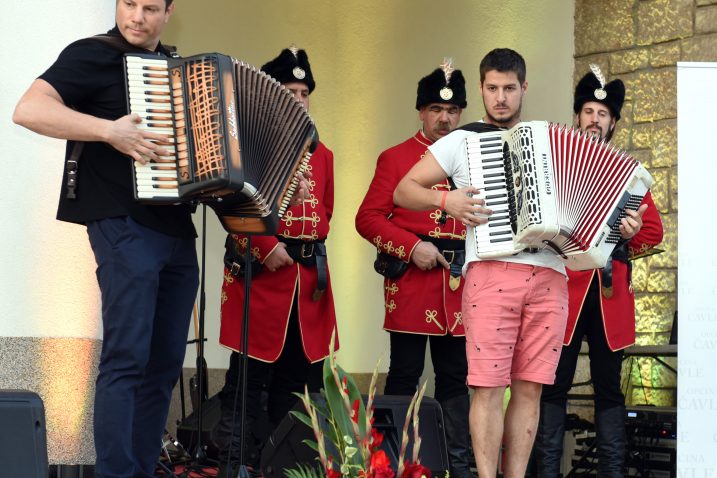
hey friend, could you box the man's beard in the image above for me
[584,125,611,141]
[486,104,521,126]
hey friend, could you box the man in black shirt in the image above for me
[13,1,198,477]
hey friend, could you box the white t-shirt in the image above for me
[428,129,566,275]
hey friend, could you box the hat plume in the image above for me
[589,63,606,89]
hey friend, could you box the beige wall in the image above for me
[163,0,575,373]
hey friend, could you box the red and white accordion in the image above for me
[124,52,315,234]
[465,121,652,270]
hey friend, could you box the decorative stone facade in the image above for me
[570,0,717,413]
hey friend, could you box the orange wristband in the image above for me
[440,190,448,210]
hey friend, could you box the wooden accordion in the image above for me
[124,52,316,234]
[465,121,653,270]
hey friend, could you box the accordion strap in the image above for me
[64,142,83,199]
[457,122,505,134]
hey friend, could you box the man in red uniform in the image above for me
[534,65,664,477]
[214,45,337,477]
[356,59,473,478]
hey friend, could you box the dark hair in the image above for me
[479,48,526,84]
[165,0,174,6]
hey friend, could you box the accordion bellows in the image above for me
[124,52,316,235]
[465,121,652,270]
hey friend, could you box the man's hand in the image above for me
[444,186,492,226]
[263,243,294,272]
[289,170,312,207]
[411,241,450,271]
[105,114,172,164]
[619,203,647,240]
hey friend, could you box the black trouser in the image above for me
[384,331,468,402]
[385,331,473,477]
[541,279,624,410]
[538,277,627,477]
[218,300,324,462]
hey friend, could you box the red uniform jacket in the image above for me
[219,142,337,362]
[564,191,663,351]
[356,131,466,336]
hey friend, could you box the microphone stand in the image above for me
[221,234,254,478]
[237,236,253,478]
[186,205,209,465]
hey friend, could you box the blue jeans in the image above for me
[87,216,198,478]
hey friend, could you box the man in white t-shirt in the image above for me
[394,48,568,478]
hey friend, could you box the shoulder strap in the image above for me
[73,34,147,54]
[78,33,177,56]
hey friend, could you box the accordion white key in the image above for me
[124,52,316,235]
[465,121,653,271]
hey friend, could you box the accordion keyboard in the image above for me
[125,55,181,200]
[465,132,518,257]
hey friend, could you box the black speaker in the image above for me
[176,392,223,456]
[260,394,449,476]
[0,390,48,478]
[176,391,273,461]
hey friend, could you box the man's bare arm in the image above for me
[394,150,490,226]
[393,150,448,210]
[13,79,169,163]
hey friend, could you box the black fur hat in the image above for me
[416,59,467,110]
[573,64,625,120]
[261,44,315,93]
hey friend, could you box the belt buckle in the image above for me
[301,243,314,258]
[229,261,242,276]
[442,250,455,264]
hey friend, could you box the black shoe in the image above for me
[440,395,475,478]
[535,401,567,477]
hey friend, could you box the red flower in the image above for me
[370,450,395,478]
[342,376,349,395]
[401,462,431,478]
[370,428,384,451]
[351,399,361,424]
[326,468,341,478]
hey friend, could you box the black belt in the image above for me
[223,235,261,278]
[417,235,465,279]
[224,236,328,301]
[279,238,328,300]
[600,240,630,298]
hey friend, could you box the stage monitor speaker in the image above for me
[260,394,449,476]
[0,390,48,478]
[176,391,273,461]
[176,392,223,456]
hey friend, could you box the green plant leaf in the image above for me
[283,462,323,478]
[322,333,368,467]
[301,438,320,452]
[289,410,315,429]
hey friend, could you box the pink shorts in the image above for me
[462,261,568,387]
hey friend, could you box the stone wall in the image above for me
[570,0,716,412]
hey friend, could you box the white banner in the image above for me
[677,61,717,476]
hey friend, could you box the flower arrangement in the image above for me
[285,333,433,478]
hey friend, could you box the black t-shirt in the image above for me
[39,31,196,239]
